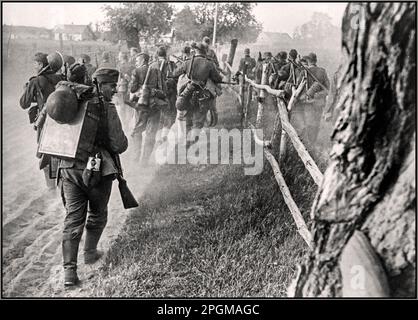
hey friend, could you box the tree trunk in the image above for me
[126,29,140,49]
[293,3,416,297]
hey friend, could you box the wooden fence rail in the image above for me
[224,72,324,248]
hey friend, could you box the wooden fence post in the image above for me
[243,86,252,127]
[270,109,282,158]
[239,71,246,128]
[256,63,268,128]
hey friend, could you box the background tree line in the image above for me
[102,2,340,48]
[103,2,262,47]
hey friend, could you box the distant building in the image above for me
[256,32,292,45]
[158,29,176,44]
[53,24,96,41]
[3,25,53,40]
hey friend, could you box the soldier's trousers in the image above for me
[176,100,209,130]
[60,168,113,242]
[132,107,161,163]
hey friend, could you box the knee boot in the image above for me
[62,239,80,286]
[84,228,104,264]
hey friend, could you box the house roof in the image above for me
[258,32,292,42]
[54,24,90,34]
[3,24,52,34]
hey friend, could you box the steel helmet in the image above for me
[45,84,79,124]
[47,51,64,73]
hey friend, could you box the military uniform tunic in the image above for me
[173,54,223,129]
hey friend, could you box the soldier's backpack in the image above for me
[38,81,103,163]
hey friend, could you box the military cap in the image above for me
[92,68,119,84]
[34,52,48,67]
[307,52,317,63]
[202,36,211,45]
[244,48,250,54]
[45,85,78,124]
[157,46,167,57]
[289,49,298,60]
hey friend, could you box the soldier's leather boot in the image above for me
[84,229,104,264]
[62,239,80,287]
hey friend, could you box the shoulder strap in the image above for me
[34,77,45,104]
[143,64,152,85]
[187,55,195,81]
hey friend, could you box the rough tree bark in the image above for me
[293,3,416,297]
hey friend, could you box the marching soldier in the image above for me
[130,52,167,165]
[68,59,87,84]
[129,47,140,65]
[202,36,219,67]
[116,51,135,127]
[173,43,223,145]
[283,49,303,99]
[180,46,192,64]
[254,52,273,85]
[99,51,115,69]
[292,52,330,145]
[237,48,256,80]
[269,51,289,89]
[176,46,194,133]
[62,55,75,80]
[155,46,178,144]
[49,68,128,287]
[19,52,64,188]
[79,54,96,85]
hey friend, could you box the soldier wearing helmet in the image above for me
[202,36,219,68]
[237,48,256,80]
[291,52,330,145]
[19,51,64,188]
[79,54,96,85]
[129,51,167,165]
[173,42,223,146]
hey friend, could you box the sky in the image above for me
[2,2,347,35]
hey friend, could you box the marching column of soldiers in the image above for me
[18,36,225,287]
[239,48,331,146]
[19,35,333,287]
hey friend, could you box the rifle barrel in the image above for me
[290,60,328,91]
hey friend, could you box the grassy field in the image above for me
[77,93,320,297]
